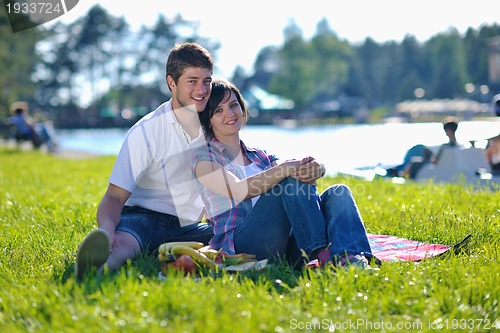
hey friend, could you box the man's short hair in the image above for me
[10,101,28,114]
[165,42,213,89]
[442,116,459,132]
[493,94,500,116]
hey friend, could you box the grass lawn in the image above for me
[0,149,499,332]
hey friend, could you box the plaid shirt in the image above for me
[193,137,278,254]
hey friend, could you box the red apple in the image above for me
[160,261,172,276]
[171,255,197,275]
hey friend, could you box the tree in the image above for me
[259,18,354,112]
[309,18,352,99]
[246,45,280,90]
[269,19,315,110]
[427,29,469,98]
[134,14,179,89]
[349,37,388,105]
[33,5,220,127]
[34,5,127,110]
[134,13,219,94]
[396,36,429,100]
[464,24,500,89]
[0,8,43,119]
[73,5,128,105]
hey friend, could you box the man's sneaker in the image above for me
[75,229,110,280]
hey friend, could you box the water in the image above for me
[56,120,500,175]
[57,128,127,156]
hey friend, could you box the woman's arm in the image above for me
[290,157,325,185]
[486,145,493,164]
[195,159,301,202]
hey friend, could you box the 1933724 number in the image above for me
[6,1,62,15]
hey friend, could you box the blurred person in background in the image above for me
[8,101,57,151]
[486,134,500,174]
[433,116,463,164]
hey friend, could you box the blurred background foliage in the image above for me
[1,4,499,127]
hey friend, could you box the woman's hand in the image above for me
[281,159,302,176]
[290,156,325,185]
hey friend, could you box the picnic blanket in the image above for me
[368,233,471,262]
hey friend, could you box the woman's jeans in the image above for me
[234,177,373,266]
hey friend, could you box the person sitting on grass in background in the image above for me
[401,146,434,179]
[192,79,379,269]
[485,134,500,174]
[75,42,215,280]
[384,144,429,178]
[8,101,42,149]
[433,116,463,164]
[8,101,58,152]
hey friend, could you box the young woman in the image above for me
[193,79,377,268]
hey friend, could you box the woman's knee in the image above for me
[322,184,353,202]
[269,177,315,198]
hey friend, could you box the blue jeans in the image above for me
[233,178,373,266]
[116,206,213,253]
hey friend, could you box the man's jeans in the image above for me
[234,178,373,266]
[116,206,213,253]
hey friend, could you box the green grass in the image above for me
[0,149,499,332]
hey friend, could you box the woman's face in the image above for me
[209,90,243,139]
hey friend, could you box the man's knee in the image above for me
[114,231,140,252]
[108,232,141,269]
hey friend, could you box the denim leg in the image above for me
[233,188,292,261]
[233,177,328,261]
[320,184,373,258]
[285,234,309,268]
[116,206,213,253]
[276,178,328,254]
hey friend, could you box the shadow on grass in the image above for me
[56,250,308,295]
[55,233,474,296]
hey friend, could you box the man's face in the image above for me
[169,67,213,113]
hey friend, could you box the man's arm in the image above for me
[96,183,131,247]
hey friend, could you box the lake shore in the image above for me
[0,138,100,159]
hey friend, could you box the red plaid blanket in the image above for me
[368,234,471,262]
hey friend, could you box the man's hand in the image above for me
[96,184,131,251]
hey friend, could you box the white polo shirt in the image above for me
[109,100,207,226]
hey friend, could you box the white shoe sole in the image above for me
[75,229,110,280]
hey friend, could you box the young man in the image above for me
[75,43,214,280]
[433,116,463,164]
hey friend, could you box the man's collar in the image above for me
[163,100,178,125]
[166,101,202,132]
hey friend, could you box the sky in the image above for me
[57,0,499,78]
